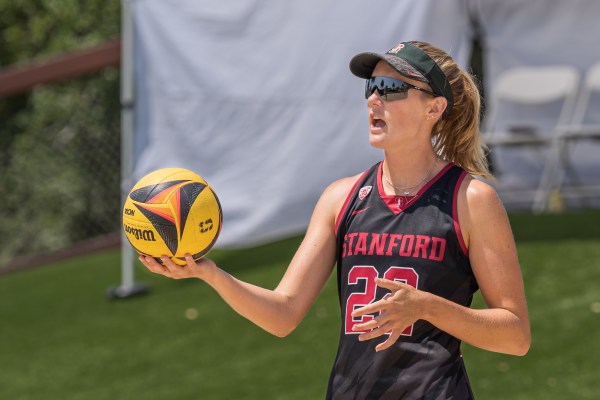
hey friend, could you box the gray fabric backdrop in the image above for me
[131,0,600,247]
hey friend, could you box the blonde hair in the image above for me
[411,41,493,180]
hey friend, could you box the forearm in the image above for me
[202,265,299,338]
[138,182,341,338]
[422,292,530,356]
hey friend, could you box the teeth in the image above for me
[373,119,386,128]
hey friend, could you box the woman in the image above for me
[140,41,530,399]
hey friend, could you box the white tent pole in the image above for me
[107,0,149,299]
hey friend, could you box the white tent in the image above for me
[127,0,473,249]
[114,1,600,295]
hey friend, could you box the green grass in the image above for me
[1,211,599,399]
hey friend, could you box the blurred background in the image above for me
[0,0,598,399]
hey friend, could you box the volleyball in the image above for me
[122,168,222,265]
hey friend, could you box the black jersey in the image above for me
[326,161,478,400]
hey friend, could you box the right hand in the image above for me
[138,253,216,281]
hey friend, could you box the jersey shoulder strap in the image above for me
[334,162,380,238]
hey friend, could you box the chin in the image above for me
[368,135,386,149]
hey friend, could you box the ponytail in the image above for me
[411,41,493,181]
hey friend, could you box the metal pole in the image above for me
[107,0,149,299]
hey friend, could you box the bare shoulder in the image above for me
[325,173,364,200]
[457,175,510,247]
[322,173,364,207]
[315,172,365,223]
[462,176,503,209]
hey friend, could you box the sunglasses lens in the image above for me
[383,91,409,101]
[365,77,410,100]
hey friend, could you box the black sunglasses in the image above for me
[365,76,436,101]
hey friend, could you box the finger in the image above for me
[357,322,392,342]
[375,277,408,291]
[375,330,402,352]
[160,256,180,272]
[139,255,163,272]
[184,253,196,267]
[140,256,175,278]
[185,253,208,270]
[138,254,156,266]
[351,299,389,318]
[352,319,379,332]
[352,314,389,332]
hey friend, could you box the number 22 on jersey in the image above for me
[345,266,419,336]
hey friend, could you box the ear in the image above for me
[426,97,447,120]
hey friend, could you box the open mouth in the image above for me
[371,117,387,130]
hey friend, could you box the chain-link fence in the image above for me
[0,67,121,272]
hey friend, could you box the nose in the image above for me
[365,84,380,98]
[367,89,383,106]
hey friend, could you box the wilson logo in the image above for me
[123,224,156,241]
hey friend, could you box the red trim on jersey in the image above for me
[334,170,370,237]
[453,171,469,257]
[377,162,454,215]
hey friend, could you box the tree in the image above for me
[0,0,121,266]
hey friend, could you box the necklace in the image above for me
[395,194,419,209]
[383,158,439,196]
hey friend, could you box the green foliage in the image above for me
[0,0,120,63]
[0,1,121,264]
[0,213,599,399]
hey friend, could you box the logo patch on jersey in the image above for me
[351,207,371,216]
[358,186,372,201]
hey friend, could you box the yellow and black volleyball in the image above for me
[123,168,222,265]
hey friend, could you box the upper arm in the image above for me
[458,177,528,319]
[274,175,361,320]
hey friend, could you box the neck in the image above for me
[382,148,441,195]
